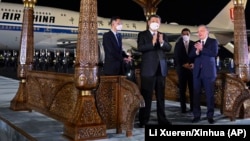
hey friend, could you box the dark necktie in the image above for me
[201,41,204,47]
[200,41,204,68]
[116,33,120,46]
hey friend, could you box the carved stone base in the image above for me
[63,123,106,141]
[95,76,143,137]
[63,95,107,141]
[10,81,30,111]
[242,99,250,118]
[223,73,250,121]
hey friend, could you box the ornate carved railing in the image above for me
[222,73,250,121]
[24,71,107,140]
[95,76,144,137]
[23,71,143,139]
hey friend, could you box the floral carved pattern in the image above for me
[95,76,143,137]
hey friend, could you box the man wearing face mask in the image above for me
[174,28,195,114]
[102,16,132,75]
[137,15,172,127]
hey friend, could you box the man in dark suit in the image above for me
[189,25,218,124]
[174,28,194,113]
[137,15,172,127]
[102,16,132,75]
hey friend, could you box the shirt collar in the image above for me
[201,37,208,43]
[149,30,157,35]
[111,30,118,35]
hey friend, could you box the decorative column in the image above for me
[10,0,36,111]
[233,0,250,82]
[133,0,162,20]
[63,0,107,140]
[74,1,99,91]
[133,0,162,29]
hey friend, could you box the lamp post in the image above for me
[232,0,249,82]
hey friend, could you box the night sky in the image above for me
[3,0,249,27]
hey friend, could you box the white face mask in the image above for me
[182,35,190,41]
[149,22,159,30]
[116,24,123,31]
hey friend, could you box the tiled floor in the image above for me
[0,76,250,141]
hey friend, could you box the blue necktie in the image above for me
[116,33,120,46]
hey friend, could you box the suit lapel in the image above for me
[109,31,120,48]
[147,30,153,38]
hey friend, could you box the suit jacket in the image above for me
[174,38,195,71]
[103,30,127,75]
[188,37,218,79]
[137,30,172,77]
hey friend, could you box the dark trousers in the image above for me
[193,71,215,118]
[139,75,168,125]
[177,68,193,112]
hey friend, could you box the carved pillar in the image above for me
[233,0,250,82]
[63,0,107,140]
[133,0,161,29]
[10,0,36,111]
[133,0,162,20]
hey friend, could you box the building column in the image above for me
[63,0,107,140]
[233,0,249,82]
[133,0,162,28]
[10,0,36,111]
